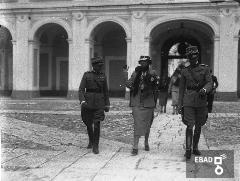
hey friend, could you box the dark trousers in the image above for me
[81,106,105,147]
[207,94,214,113]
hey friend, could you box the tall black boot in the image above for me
[193,126,201,155]
[93,122,100,154]
[185,128,193,160]
[86,125,94,149]
[144,132,150,151]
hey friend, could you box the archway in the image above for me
[0,25,13,97]
[90,21,127,97]
[34,23,69,97]
[150,20,214,78]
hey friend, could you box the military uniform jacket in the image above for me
[78,71,110,109]
[124,69,158,108]
[178,64,212,108]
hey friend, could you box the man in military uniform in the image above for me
[207,69,219,113]
[79,57,110,154]
[178,46,212,160]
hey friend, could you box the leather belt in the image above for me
[86,89,102,93]
[186,87,198,91]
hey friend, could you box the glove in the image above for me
[104,106,110,112]
[80,101,87,107]
[199,88,207,99]
[135,66,143,73]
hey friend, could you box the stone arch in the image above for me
[0,19,15,40]
[145,15,219,38]
[29,17,72,40]
[86,16,131,39]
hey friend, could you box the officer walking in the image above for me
[79,57,110,154]
[207,69,218,113]
[178,46,212,160]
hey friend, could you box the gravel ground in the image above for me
[211,101,240,113]
[3,113,134,145]
[1,99,240,149]
[203,116,240,147]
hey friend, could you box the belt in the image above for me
[86,89,102,93]
[186,87,198,91]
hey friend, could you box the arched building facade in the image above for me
[0,0,239,100]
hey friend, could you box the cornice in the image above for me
[0,1,238,12]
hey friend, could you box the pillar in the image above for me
[12,14,35,99]
[131,11,146,68]
[67,12,88,99]
[125,37,132,99]
[216,9,238,101]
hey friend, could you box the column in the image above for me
[144,36,151,56]
[217,9,238,100]
[67,12,88,99]
[28,40,40,97]
[11,40,17,92]
[67,38,75,99]
[125,37,132,99]
[213,36,220,82]
[125,37,132,76]
[12,14,33,99]
[131,11,146,67]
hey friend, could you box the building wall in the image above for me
[0,0,239,100]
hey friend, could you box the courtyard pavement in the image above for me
[0,99,239,181]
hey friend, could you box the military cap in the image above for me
[185,45,199,56]
[91,56,104,65]
[138,55,152,64]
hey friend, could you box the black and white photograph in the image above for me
[0,0,240,180]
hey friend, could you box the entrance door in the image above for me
[56,58,68,96]
[109,59,125,97]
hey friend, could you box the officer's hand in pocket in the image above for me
[104,106,110,112]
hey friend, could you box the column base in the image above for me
[215,92,239,101]
[67,90,79,100]
[11,90,40,99]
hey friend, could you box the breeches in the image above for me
[183,107,208,129]
[81,106,105,125]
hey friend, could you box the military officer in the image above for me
[207,69,219,113]
[178,46,212,160]
[79,57,110,154]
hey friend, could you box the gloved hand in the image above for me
[135,66,143,73]
[199,88,207,99]
[80,101,87,108]
[104,106,110,112]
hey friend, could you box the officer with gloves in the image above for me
[178,46,212,160]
